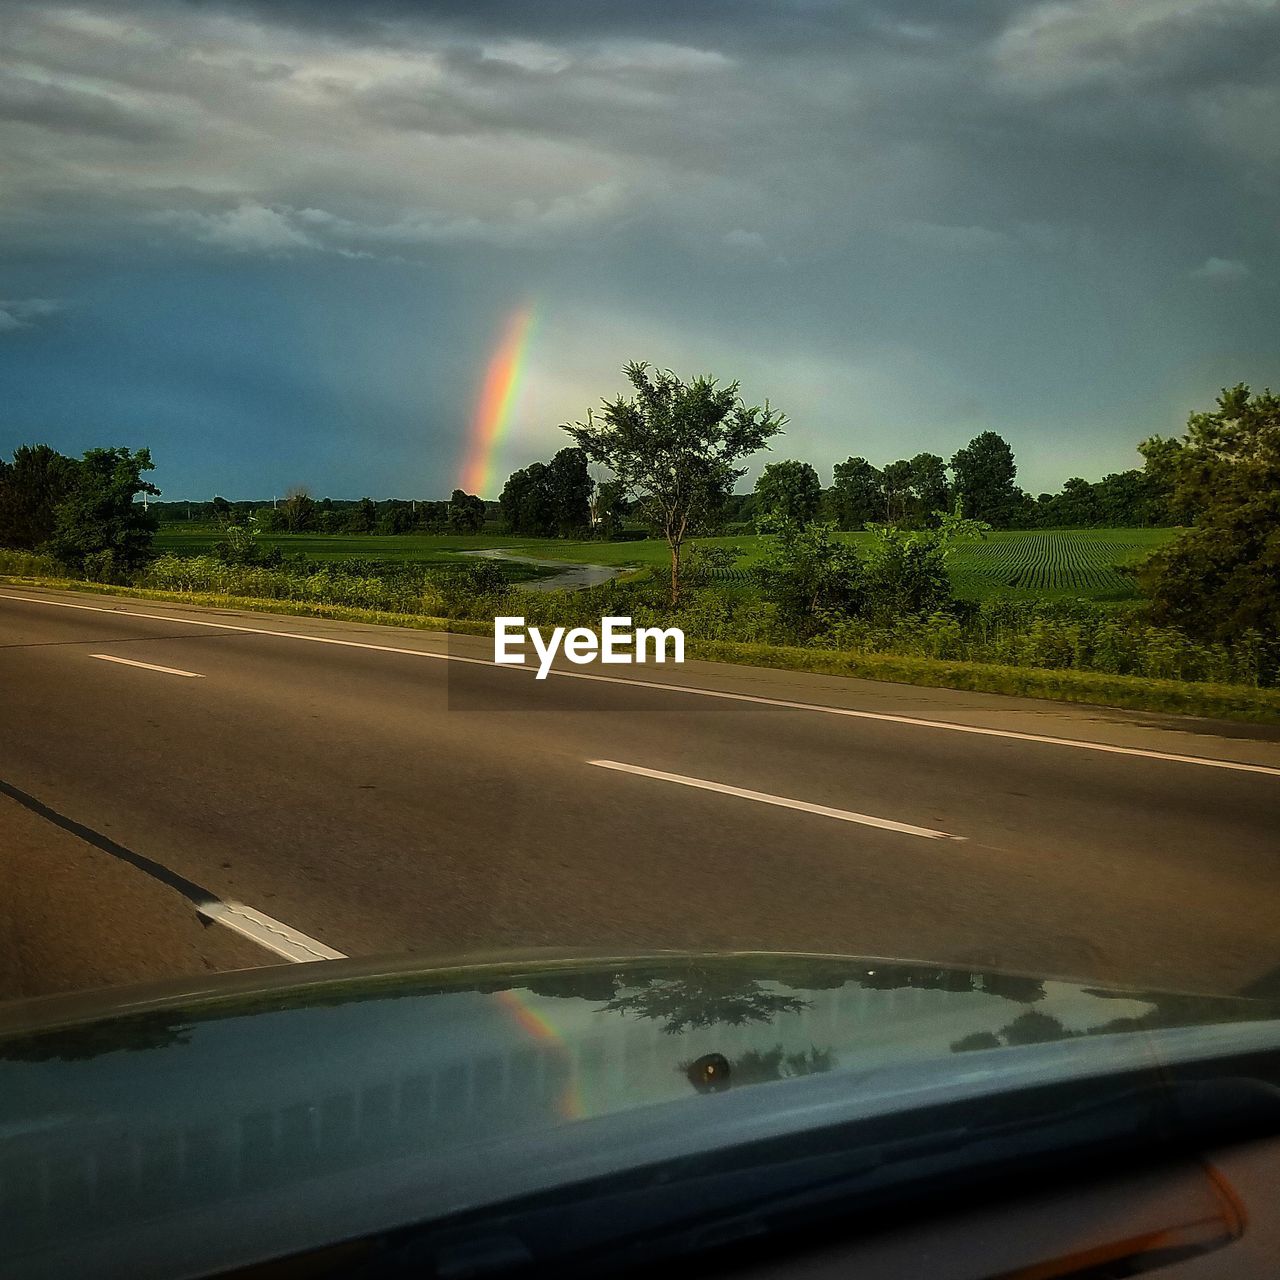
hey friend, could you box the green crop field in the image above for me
[154,526,500,564]
[941,528,1175,600]
[153,524,1180,602]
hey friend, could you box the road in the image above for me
[2,585,1279,1003]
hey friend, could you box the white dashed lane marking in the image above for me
[588,759,963,841]
[89,653,205,678]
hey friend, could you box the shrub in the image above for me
[0,547,64,578]
[754,521,867,636]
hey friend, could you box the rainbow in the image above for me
[494,987,587,1121]
[460,303,537,496]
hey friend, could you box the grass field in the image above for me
[154,524,1179,602]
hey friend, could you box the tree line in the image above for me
[159,489,491,536]
[141,426,1170,544]
[741,436,1170,532]
[499,431,1171,544]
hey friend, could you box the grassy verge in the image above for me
[689,639,1280,724]
[5,572,1278,725]
[0,574,493,638]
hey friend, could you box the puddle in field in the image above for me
[458,549,630,591]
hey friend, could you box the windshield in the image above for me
[1,2,1279,1277]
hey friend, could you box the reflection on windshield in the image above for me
[599,972,809,1035]
[3,954,1278,1270]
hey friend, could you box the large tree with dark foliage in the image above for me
[907,452,950,525]
[499,450,593,535]
[1137,384,1280,642]
[564,362,784,603]
[880,458,914,524]
[1037,476,1100,527]
[949,431,1020,526]
[499,461,554,534]
[829,456,883,531]
[0,444,80,549]
[45,446,159,577]
[544,446,593,535]
[754,459,822,525]
[448,488,486,534]
[501,449,592,536]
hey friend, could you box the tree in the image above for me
[907,452,949,526]
[1006,487,1038,529]
[880,459,914,525]
[345,497,377,534]
[1032,472,1160,528]
[210,495,232,526]
[861,524,955,622]
[416,500,451,533]
[378,500,415,534]
[1137,384,1280,643]
[1137,435,1184,516]
[280,486,317,533]
[564,362,785,603]
[829,456,883,531]
[0,444,79,549]
[1043,476,1100,527]
[1093,470,1168,526]
[722,491,758,526]
[950,431,1020,526]
[45,447,159,577]
[504,448,593,537]
[754,519,867,636]
[448,488,486,534]
[599,972,809,1035]
[499,462,554,535]
[861,508,989,624]
[754,459,822,525]
[545,446,593,535]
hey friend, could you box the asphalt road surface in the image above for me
[3,586,1279,1003]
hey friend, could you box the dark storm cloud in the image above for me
[6,0,1276,253]
[0,73,175,143]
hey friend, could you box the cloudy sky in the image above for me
[2,0,1277,499]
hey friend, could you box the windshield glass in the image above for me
[1,2,1278,1276]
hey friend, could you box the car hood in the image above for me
[3,950,1280,1278]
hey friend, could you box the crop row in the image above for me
[952,533,1148,593]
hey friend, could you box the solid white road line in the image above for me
[89,653,204,678]
[198,900,347,963]
[6,592,1280,778]
[589,759,962,840]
